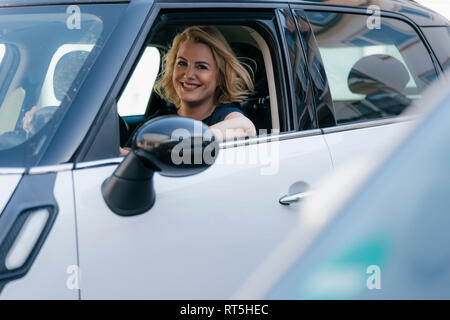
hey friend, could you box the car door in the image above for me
[292,6,442,168]
[71,3,334,299]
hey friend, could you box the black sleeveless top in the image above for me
[124,103,246,147]
[150,103,245,126]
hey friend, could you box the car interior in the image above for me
[0,12,101,151]
[307,10,441,126]
[119,24,280,147]
[335,54,412,124]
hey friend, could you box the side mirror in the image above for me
[101,116,219,216]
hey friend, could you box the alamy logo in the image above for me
[169,122,280,176]
[66,265,81,290]
[66,5,81,30]
[366,265,381,290]
[366,5,381,30]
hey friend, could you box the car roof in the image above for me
[0,0,447,26]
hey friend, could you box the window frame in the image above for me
[276,8,322,131]
[72,1,330,164]
[0,44,20,111]
[421,26,450,73]
[118,8,289,128]
[289,8,335,129]
[84,2,316,161]
[291,4,443,131]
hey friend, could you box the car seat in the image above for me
[230,42,272,131]
[347,54,411,120]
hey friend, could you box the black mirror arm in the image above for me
[101,151,156,217]
[102,116,219,217]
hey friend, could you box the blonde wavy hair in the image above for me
[154,26,254,108]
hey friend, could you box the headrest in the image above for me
[230,42,268,95]
[348,54,410,95]
[54,51,90,101]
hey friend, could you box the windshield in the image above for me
[0,4,125,167]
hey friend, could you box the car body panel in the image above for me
[0,170,78,299]
[0,0,446,27]
[421,26,450,72]
[322,120,417,168]
[73,136,333,298]
[296,0,449,27]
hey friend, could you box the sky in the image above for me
[414,0,450,19]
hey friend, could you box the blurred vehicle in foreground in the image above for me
[235,77,450,299]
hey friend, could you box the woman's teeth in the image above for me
[182,83,199,89]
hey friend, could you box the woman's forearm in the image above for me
[210,116,256,141]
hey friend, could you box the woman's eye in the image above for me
[197,65,208,70]
[177,61,187,67]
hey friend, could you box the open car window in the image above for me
[117,21,280,145]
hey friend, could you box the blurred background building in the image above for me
[414,0,450,19]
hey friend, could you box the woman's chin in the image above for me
[181,99,208,108]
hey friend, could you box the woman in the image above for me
[154,25,256,141]
[119,26,256,155]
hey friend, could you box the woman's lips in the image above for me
[181,82,200,89]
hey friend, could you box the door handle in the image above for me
[279,191,312,205]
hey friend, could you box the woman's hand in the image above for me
[120,147,131,155]
[209,112,257,141]
[22,106,39,134]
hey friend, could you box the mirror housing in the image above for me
[102,116,219,216]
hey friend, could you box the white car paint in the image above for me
[73,136,333,299]
[0,170,79,299]
[323,121,417,169]
[415,0,450,20]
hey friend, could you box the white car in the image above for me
[0,0,448,299]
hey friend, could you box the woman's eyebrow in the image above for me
[176,56,211,66]
[195,61,211,66]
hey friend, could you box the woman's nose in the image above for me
[184,65,195,79]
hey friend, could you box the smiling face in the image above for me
[172,40,219,109]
